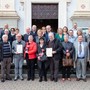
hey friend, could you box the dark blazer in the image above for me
[37,44,49,69]
[47,39,62,60]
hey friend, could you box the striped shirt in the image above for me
[2,42,11,58]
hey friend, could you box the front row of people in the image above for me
[0,32,88,82]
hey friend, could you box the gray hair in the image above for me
[2,34,8,39]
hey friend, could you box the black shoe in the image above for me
[6,77,12,80]
[39,77,42,82]
[54,78,58,82]
[44,77,47,82]
[1,78,5,82]
[27,78,31,81]
[20,76,24,81]
[50,77,54,81]
[31,78,34,81]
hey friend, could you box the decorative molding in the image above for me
[0,11,19,19]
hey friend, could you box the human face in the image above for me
[16,34,22,41]
[78,36,83,42]
[26,28,30,34]
[69,31,73,36]
[40,39,44,44]
[73,23,77,29]
[4,24,8,29]
[46,26,51,32]
[58,28,63,34]
[2,36,8,42]
[28,36,33,42]
[64,36,68,42]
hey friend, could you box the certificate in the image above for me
[16,45,23,53]
[46,48,52,57]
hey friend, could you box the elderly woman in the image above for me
[37,37,49,82]
[62,35,74,81]
[55,28,64,42]
[24,35,37,81]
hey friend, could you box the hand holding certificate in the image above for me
[16,45,23,54]
[46,48,52,57]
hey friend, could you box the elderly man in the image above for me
[47,32,62,82]
[12,33,25,81]
[23,27,32,42]
[74,35,88,82]
[0,35,12,82]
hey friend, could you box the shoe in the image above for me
[54,78,58,82]
[44,77,47,82]
[83,79,87,82]
[31,78,34,81]
[1,78,5,82]
[67,78,71,81]
[27,78,31,81]
[76,78,80,81]
[20,76,24,81]
[14,77,18,81]
[6,77,12,80]
[39,77,42,82]
[50,77,54,81]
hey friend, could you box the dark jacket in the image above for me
[62,41,74,59]
[0,42,3,61]
[37,44,49,69]
[47,38,62,60]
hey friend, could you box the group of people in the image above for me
[0,23,90,83]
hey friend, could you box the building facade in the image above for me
[0,0,90,34]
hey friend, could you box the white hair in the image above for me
[48,32,54,37]
[2,34,8,39]
[4,29,9,32]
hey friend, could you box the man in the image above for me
[47,32,62,82]
[68,30,76,43]
[12,33,25,81]
[72,23,78,38]
[31,25,37,41]
[86,27,90,61]
[0,35,12,82]
[74,35,88,82]
[23,27,32,42]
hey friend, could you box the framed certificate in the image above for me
[16,45,23,53]
[46,48,52,57]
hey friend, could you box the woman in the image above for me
[55,28,64,42]
[62,35,74,81]
[37,37,48,82]
[63,26,68,35]
[24,35,37,81]
[35,29,45,44]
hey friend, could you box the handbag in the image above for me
[62,56,73,66]
[40,54,48,61]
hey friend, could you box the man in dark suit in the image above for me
[47,32,62,82]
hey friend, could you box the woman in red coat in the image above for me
[24,35,37,81]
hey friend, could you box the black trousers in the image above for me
[26,59,35,79]
[62,66,71,78]
[49,58,59,79]
[39,62,47,78]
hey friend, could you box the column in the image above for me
[58,1,67,28]
[24,0,32,33]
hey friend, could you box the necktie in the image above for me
[79,42,82,54]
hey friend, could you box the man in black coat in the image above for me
[47,32,62,82]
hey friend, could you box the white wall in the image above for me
[67,0,77,29]
[15,0,24,34]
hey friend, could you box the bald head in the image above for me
[16,33,22,41]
